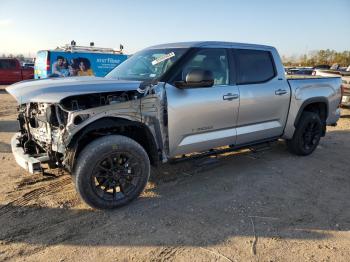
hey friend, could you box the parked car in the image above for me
[314,65,330,70]
[7,41,342,209]
[22,62,35,68]
[341,78,350,106]
[286,67,314,75]
[34,43,128,79]
[0,58,34,84]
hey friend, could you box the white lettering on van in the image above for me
[97,58,121,64]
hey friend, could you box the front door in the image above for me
[166,48,239,157]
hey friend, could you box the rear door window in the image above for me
[234,49,276,84]
[9,60,17,69]
[0,59,17,69]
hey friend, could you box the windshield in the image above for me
[105,48,188,81]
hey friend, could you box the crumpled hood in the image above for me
[6,76,142,104]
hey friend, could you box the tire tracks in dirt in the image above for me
[149,246,186,262]
[0,175,71,216]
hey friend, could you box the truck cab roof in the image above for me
[146,41,275,51]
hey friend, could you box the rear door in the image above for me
[166,48,239,157]
[233,48,290,144]
[35,51,49,79]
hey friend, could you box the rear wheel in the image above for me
[286,112,323,156]
[73,135,150,209]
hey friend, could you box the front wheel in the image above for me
[73,135,150,209]
[286,111,323,156]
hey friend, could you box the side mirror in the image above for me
[175,69,214,88]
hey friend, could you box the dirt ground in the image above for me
[0,85,349,262]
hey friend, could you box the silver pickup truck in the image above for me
[7,41,342,209]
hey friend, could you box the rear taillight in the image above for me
[46,56,50,70]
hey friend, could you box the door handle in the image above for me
[223,93,239,101]
[275,89,287,95]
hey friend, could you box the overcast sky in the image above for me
[0,0,349,57]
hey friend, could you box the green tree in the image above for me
[282,49,350,67]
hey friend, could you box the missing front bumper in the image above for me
[11,133,49,174]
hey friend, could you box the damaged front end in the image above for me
[13,102,65,172]
[8,78,168,174]
[13,88,144,172]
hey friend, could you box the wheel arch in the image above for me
[294,97,329,127]
[65,117,161,171]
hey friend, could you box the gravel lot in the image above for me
[0,85,349,261]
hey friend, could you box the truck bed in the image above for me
[282,75,342,138]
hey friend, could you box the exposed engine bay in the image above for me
[16,89,148,168]
[60,91,138,111]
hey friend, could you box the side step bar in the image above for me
[170,139,278,164]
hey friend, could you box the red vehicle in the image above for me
[0,58,34,84]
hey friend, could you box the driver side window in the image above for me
[181,49,229,85]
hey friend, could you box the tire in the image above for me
[73,135,150,209]
[286,111,323,156]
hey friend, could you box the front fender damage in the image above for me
[60,83,169,171]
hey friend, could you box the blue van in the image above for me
[34,44,128,79]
